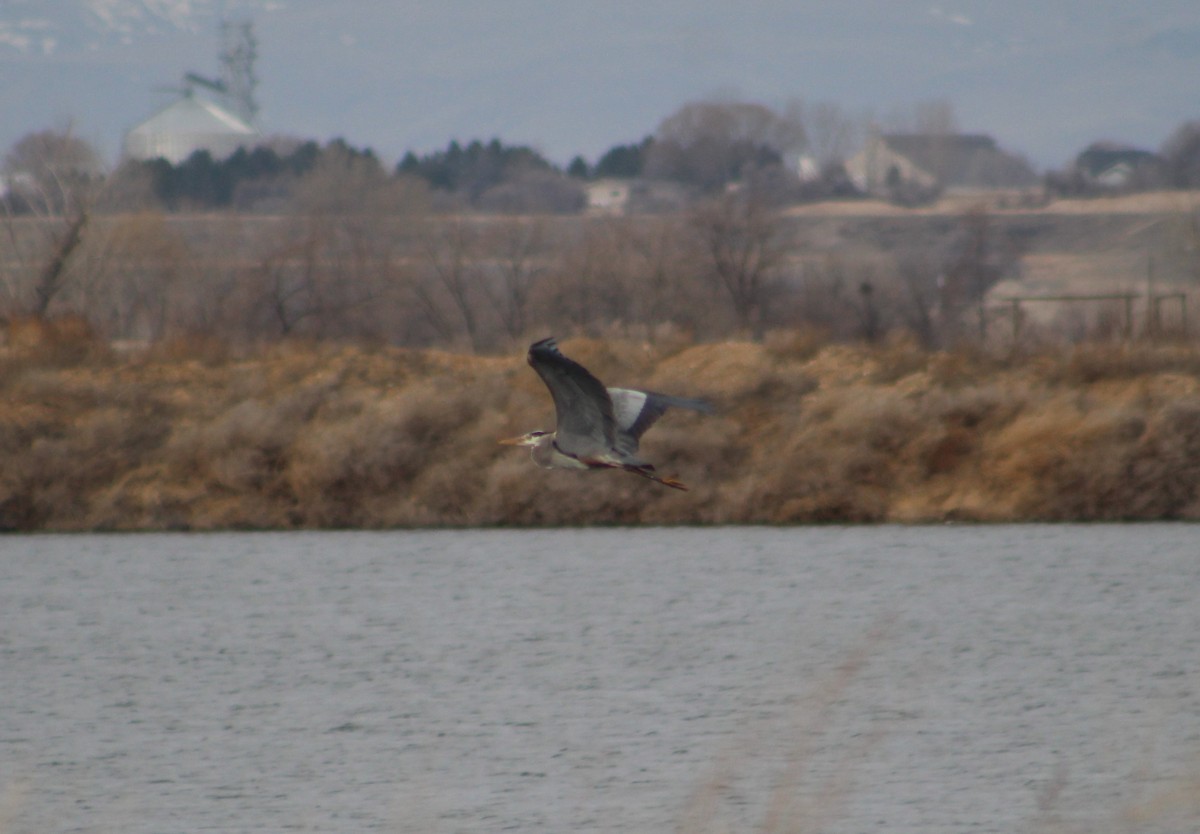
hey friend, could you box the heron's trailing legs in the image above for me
[623,463,689,491]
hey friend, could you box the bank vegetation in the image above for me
[3,322,1199,531]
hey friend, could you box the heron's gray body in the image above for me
[506,337,711,489]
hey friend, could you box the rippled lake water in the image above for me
[2,526,1199,833]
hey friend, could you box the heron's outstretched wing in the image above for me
[527,337,616,457]
[609,388,713,455]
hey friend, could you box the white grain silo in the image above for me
[123,94,259,164]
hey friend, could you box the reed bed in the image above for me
[3,324,1199,531]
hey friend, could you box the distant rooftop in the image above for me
[846,131,1038,193]
[124,94,259,164]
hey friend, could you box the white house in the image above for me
[844,134,940,194]
[585,179,633,215]
[845,133,1037,195]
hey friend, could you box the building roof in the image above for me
[1075,144,1159,178]
[846,132,1038,193]
[124,95,259,164]
[880,133,1000,185]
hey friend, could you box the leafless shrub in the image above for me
[0,314,107,367]
[0,377,167,530]
[286,379,483,525]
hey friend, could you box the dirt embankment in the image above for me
[4,326,1200,531]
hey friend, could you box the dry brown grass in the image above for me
[3,332,1200,530]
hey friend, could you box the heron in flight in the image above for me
[500,337,712,490]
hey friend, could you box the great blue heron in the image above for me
[500,337,712,490]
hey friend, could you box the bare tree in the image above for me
[855,280,883,342]
[536,221,631,337]
[912,99,959,135]
[689,189,790,340]
[897,252,942,348]
[1161,121,1200,188]
[940,206,1023,343]
[2,128,102,214]
[70,211,189,340]
[242,146,427,341]
[882,98,960,135]
[480,217,551,341]
[619,215,697,335]
[1,128,105,316]
[249,230,325,336]
[415,218,488,352]
[646,99,807,191]
[806,100,859,167]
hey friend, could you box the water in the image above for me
[1,526,1198,833]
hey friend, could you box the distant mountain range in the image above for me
[3,1,1199,170]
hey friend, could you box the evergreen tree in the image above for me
[393,138,560,201]
[567,156,590,178]
[593,136,653,179]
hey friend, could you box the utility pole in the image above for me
[219,20,259,127]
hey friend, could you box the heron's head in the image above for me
[499,430,549,448]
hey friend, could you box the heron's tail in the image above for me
[648,393,714,414]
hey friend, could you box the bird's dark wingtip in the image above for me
[527,336,560,363]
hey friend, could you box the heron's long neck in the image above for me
[530,434,558,469]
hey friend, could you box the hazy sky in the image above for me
[3,0,1199,169]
